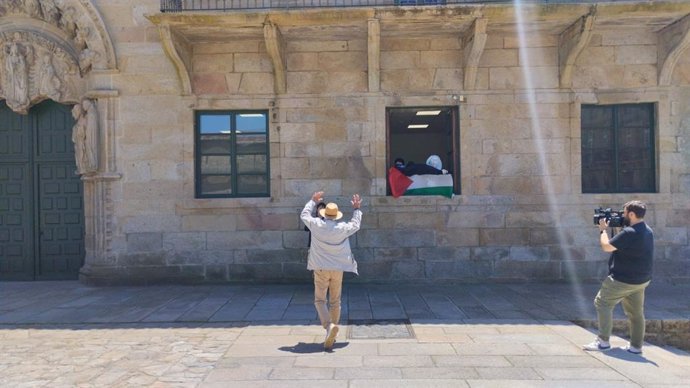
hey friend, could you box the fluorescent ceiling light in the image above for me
[239,114,264,117]
[416,110,441,116]
[407,124,429,129]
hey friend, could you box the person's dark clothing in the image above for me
[608,221,654,284]
[402,163,443,176]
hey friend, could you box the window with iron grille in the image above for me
[581,103,656,193]
[195,111,270,198]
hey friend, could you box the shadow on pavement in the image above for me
[278,341,349,354]
[603,348,659,366]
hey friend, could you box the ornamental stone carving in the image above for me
[0,0,117,114]
[71,98,99,175]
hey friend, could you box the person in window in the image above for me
[425,154,448,174]
[394,158,406,172]
[301,191,362,350]
[583,200,654,355]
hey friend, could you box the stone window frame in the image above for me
[194,110,270,198]
[580,102,657,194]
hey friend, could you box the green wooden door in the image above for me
[0,100,84,280]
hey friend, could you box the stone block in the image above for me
[656,227,688,245]
[471,247,510,261]
[432,68,464,90]
[378,212,443,229]
[127,232,162,252]
[287,71,327,94]
[236,212,299,231]
[243,249,307,264]
[420,50,461,68]
[198,250,234,265]
[509,246,550,261]
[228,263,284,281]
[194,41,260,54]
[623,64,657,87]
[572,65,624,89]
[347,39,367,51]
[381,69,435,90]
[504,34,557,48]
[162,232,206,251]
[192,73,229,95]
[122,214,182,233]
[282,263,312,280]
[418,247,471,261]
[391,261,425,280]
[238,72,274,94]
[357,229,435,248]
[284,179,342,197]
[182,215,237,232]
[579,46,615,65]
[489,67,559,89]
[166,250,201,265]
[435,228,480,247]
[425,260,493,279]
[505,211,555,227]
[518,47,558,66]
[287,52,319,71]
[381,51,419,69]
[288,40,347,52]
[381,38,430,51]
[601,30,657,46]
[562,261,607,282]
[192,54,234,72]
[548,246,586,262]
[207,231,284,250]
[318,51,367,71]
[324,71,368,93]
[233,53,274,72]
[479,49,518,67]
[284,230,310,249]
[479,229,529,246]
[205,265,228,282]
[117,251,165,266]
[447,211,505,228]
[373,247,419,261]
[431,38,462,50]
[493,260,561,280]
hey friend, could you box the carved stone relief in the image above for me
[71,98,99,176]
[0,0,116,114]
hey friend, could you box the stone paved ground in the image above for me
[1,281,689,387]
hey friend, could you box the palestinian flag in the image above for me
[388,167,412,198]
[404,174,454,198]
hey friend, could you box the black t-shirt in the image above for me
[608,221,654,284]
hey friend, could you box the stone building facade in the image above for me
[1,0,689,284]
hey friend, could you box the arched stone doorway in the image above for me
[0,100,84,280]
[0,0,119,281]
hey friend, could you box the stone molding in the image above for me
[157,24,192,95]
[367,18,380,92]
[263,21,286,94]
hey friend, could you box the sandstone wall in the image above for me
[80,1,690,284]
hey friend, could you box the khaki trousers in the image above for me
[313,269,343,329]
[594,276,650,348]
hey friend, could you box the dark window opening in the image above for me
[195,111,269,198]
[386,106,460,196]
[581,103,656,193]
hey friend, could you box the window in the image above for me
[195,111,269,198]
[581,103,655,193]
[386,106,460,196]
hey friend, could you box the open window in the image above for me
[386,106,460,197]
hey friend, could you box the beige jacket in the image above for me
[301,199,361,274]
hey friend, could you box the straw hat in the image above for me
[319,202,343,220]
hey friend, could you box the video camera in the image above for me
[593,207,626,228]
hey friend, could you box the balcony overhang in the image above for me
[147,1,690,95]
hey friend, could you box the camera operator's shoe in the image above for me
[623,344,642,354]
[583,337,611,351]
[324,323,339,350]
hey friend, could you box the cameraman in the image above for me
[584,200,654,354]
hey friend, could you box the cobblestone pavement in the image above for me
[1,281,689,387]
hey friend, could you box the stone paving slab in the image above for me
[0,281,689,387]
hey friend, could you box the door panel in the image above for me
[0,164,33,280]
[0,100,83,280]
[37,162,84,279]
